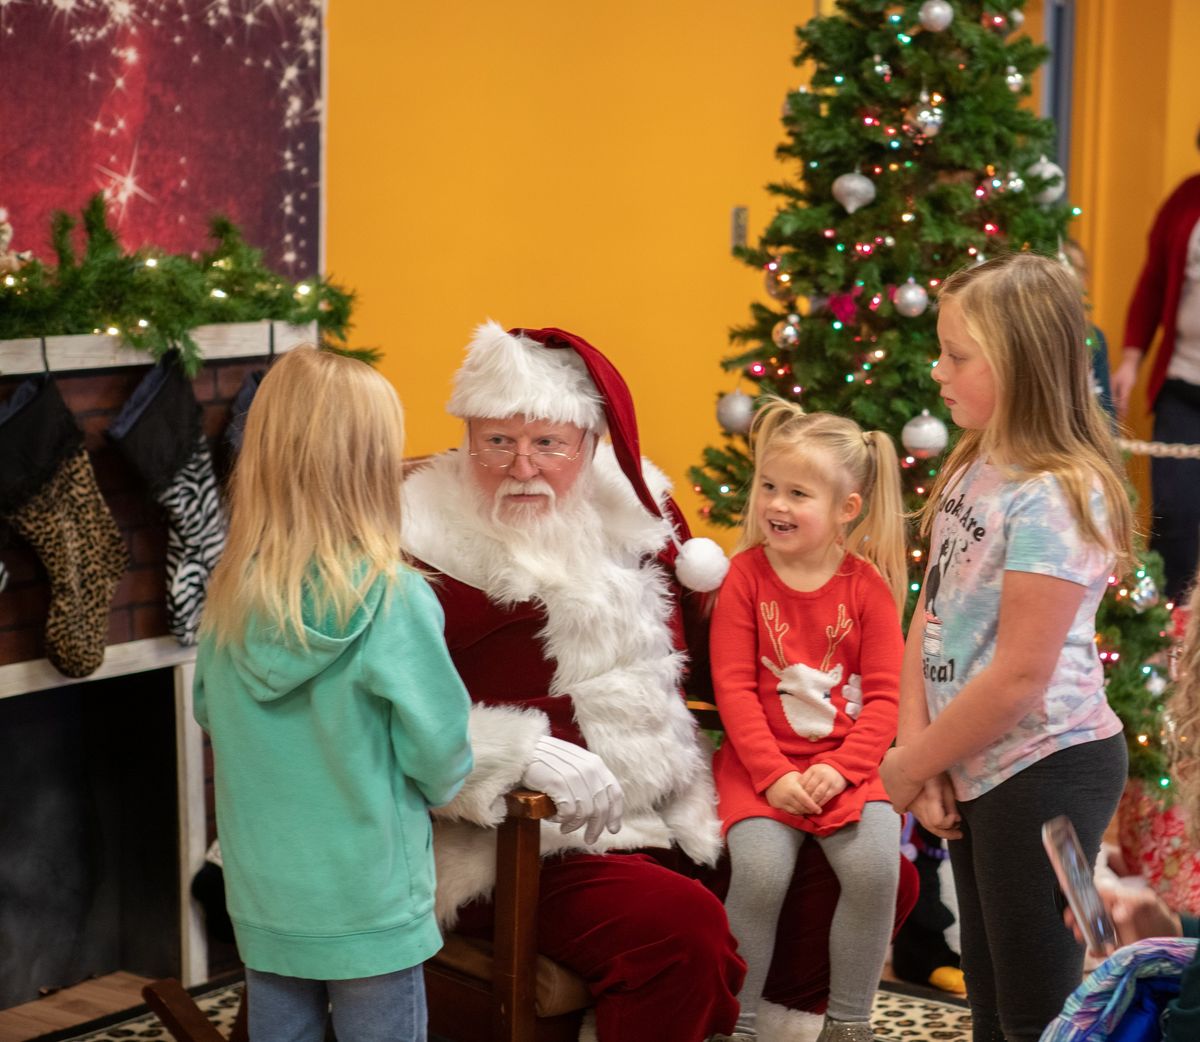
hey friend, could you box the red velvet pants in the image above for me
[455,842,918,1042]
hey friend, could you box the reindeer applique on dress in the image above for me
[760,600,864,740]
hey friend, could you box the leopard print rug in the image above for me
[38,981,972,1042]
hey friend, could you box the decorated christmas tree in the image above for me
[690,0,1175,794]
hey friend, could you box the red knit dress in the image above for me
[710,548,903,837]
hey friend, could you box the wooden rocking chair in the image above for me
[141,977,247,1042]
[141,787,592,1042]
[424,789,592,1042]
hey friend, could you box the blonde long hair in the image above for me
[919,253,1135,571]
[203,346,409,646]
[1170,579,1200,840]
[738,396,908,611]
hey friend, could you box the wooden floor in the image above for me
[0,972,150,1042]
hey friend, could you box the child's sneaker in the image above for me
[815,1018,876,1042]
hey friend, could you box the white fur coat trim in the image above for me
[406,447,722,923]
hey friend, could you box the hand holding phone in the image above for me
[1042,815,1118,957]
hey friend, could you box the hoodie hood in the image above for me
[227,577,385,703]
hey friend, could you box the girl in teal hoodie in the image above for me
[194,347,473,1042]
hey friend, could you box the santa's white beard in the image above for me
[468,468,608,592]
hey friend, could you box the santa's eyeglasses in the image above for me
[467,427,588,473]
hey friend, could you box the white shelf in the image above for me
[0,635,196,701]
[0,320,315,376]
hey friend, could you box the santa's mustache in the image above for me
[496,478,556,499]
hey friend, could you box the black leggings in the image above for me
[948,733,1127,1042]
[1151,380,1200,602]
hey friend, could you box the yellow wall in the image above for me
[326,1,814,548]
[327,3,1200,545]
[1071,0,1200,505]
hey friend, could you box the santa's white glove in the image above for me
[521,735,624,845]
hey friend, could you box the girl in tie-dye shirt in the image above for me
[879,254,1136,1042]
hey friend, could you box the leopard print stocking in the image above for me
[3,448,128,677]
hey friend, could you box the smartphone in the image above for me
[1042,815,1118,957]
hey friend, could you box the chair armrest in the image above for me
[504,788,556,821]
[492,788,556,1038]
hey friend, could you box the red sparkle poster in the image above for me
[0,0,322,276]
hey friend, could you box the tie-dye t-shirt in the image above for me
[921,459,1122,801]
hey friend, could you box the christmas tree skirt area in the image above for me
[28,977,970,1042]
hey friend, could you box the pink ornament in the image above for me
[827,286,862,323]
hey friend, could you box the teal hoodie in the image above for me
[194,567,473,980]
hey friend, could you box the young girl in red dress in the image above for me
[710,398,907,1042]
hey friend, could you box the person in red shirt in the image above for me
[1111,131,1200,600]
[709,398,908,1042]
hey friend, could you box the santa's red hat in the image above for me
[448,321,730,591]
[448,321,660,518]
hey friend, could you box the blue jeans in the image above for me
[245,965,427,1042]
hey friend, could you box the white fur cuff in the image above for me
[432,704,549,826]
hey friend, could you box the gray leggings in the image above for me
[949,733,1127,1042]
[726,802,900,1032]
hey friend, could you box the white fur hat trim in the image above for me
[447,320,606,430]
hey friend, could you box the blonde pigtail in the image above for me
[846,430,908,613]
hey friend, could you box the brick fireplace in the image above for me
[0,326,308,1011]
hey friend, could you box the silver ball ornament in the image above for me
[1010,8,1025,30]
[902,410,949,458]
[918,0,955,32]
[1130,573,1161,613]
[894,279,930,318]
[1005,65,1025,92]
[772,315,802,349]
[905,91,945,138]
[832,172,876,214]
[716,390,756,434]
[1028,154,1066,205]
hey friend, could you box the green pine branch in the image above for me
[0,195,366,375]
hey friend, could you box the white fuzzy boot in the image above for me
[755,1000,824,1042]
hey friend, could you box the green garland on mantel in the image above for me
[0,194,372,375]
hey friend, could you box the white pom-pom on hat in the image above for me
[675,537,730,592]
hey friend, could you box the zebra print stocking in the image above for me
[109,357,225,646]
[156,433,227,645]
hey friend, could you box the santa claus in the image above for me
[402,323,916,1042]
